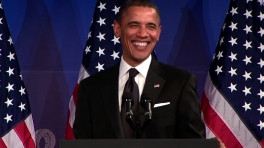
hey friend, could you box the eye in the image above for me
[147,25,156,30]
[147,23,157,30]
[127,22,139,28]
[129,24,138,28]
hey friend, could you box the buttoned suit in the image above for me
[73,58,205,139]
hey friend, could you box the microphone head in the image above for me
[122,92,134,106]
[140,92,152,105]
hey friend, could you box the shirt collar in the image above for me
[119,55,152,78]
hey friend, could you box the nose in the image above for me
[136,26,149,38]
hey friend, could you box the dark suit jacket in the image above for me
[73,58,205,139]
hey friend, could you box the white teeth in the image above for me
[133,42,147,46]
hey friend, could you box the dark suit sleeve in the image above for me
[176,74,206,138]
[73,80,92,139]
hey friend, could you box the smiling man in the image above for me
[114,4,161,67]
[73,0,205,139]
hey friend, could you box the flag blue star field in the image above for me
[65,0,127,139]
[0,1,36,148]
[201,0,264,147]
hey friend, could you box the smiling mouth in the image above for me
[132,41,148,47]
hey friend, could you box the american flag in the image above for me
[64,0,127,139]
[201,0,264,147]
[0,2,36,148]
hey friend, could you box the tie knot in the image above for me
[128,68,138,78]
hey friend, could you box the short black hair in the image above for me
[117,0,160,25]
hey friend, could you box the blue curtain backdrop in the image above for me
[2,0,229,147]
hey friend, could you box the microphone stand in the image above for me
[141,115,151,131]
[134,110,151,139]
[123,92,153,139]
[122,92,135,137]
[140,97,152,134]
[133,96,153,139]
[126,111,142,139]
[126,112,142,139]
[124,99,135,134]
[135,116,141,139]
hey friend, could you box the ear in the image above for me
[113,21,121,37]
[157,25,162,41]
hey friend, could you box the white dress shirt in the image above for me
[118,55,152,111]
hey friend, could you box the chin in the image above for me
[133,55,149,62]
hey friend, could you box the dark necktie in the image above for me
[121,68,139,139]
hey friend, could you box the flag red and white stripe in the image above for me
[0,115,36,148]
[65,66,89,139]
[202,75,262,148]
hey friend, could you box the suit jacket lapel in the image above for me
[143,58,165,105]
[138,59,165,124]
[101,64,125,139]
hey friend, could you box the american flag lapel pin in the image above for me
[154,84,160,88]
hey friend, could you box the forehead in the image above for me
[122,6,159,23]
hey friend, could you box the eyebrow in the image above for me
[127,21,140,25]
[127,21,157,27]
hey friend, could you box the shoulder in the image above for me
[158,62,194,80]
[80,64,119,85]
[160,62,191,75]
[153,61,197,87]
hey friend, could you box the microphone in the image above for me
[140,92,152,120]
[122,92,134,119]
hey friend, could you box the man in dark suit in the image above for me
[73,0,205,139]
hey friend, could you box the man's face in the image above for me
[114,6,161,67]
